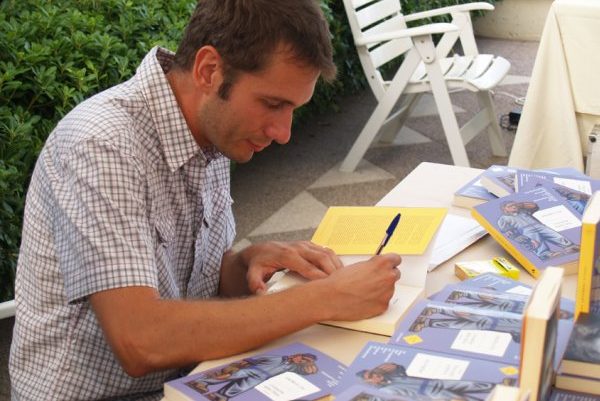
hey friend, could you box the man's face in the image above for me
[195,48,320,163]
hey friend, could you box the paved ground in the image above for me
[0,37,538,399]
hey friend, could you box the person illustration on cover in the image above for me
[445,289,526,313]
[185,352,318,401]
[357,362,512,401]
[552,185,590,215]
[498,173,515,192]
[409,305,522,343]
[497,201,579,260]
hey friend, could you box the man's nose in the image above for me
[264,110,293,144]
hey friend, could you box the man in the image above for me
[9,1,402,400]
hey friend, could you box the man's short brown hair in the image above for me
[173,0,337,86]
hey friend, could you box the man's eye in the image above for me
[264,100,284,110]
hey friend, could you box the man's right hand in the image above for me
[310,253,402,322]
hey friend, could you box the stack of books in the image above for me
[332,269,568,401]
[554,192,600,397]
[454,165,600,278]
[163,271,572,401]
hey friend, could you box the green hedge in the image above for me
[0,0,495,303]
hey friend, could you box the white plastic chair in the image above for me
[339,0,511,172]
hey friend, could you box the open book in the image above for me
[268,206,447,336]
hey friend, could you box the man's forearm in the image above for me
[90,284,331,377]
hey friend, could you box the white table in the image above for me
[508,0,600,172]
[162,162,576,382]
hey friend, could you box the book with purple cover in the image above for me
[480,165,518,198]
[429,286,529,314]
[438,273,575,370]
[333,385,425,401]
[163,342,346,401]
[335,341,517,401]
[518,267,563,401]
[516,175,593,217]
[560,312,600,380]
[471,185,582,278]
[452,174,498,209]
[515,168,593,195]
[575,191,600,317]
[389,300,522,365]
[454,272,531,295]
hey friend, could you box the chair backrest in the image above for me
[342,0,413,100]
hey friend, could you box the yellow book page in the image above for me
[311,206,447,255]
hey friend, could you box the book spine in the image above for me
[575,221,596,317]
[471,209,540,278]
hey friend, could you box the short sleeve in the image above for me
[52,138,157,303]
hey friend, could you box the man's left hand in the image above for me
[241,241,343,294]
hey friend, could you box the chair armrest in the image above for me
[355,23,458,46]
[403,2,494,23]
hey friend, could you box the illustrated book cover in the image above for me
[163,342,346,401]
[471,184,582,278]
[518,267,563,401]
[428,286,529,314]
[479,165,517,198]
[453,272,532,295]
[333,385,417,401]
[515,175,593,217]
[389,299,522,365]
[515,168,593,198]
[452,272,575,365]
[452,173,498,209]
[560,312,600,380]
[575,191,600,317]
[334,341,518,401]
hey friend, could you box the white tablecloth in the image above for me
[508,0,600,171]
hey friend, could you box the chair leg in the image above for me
[339,91,400,172]
[425,63,470,167]
[340,50,423,173]
[378,93,422,144]
[478,91,508,157]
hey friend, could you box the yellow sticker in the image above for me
[402,335,423,345]
[500,366,519,376]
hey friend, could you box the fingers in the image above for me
[371,253,402,280]
[280,241,343,280]
[247,271,268,295]
[300,241,344,274]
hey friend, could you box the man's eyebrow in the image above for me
[263,95,300,107]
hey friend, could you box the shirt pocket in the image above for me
[154,210,176,268]
[188,187,235,297]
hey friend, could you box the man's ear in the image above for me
[192,46,224,93]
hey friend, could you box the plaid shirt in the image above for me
[10,47,235,400]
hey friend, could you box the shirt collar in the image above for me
[136,46,224,171]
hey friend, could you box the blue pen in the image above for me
[375,213,401,255]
